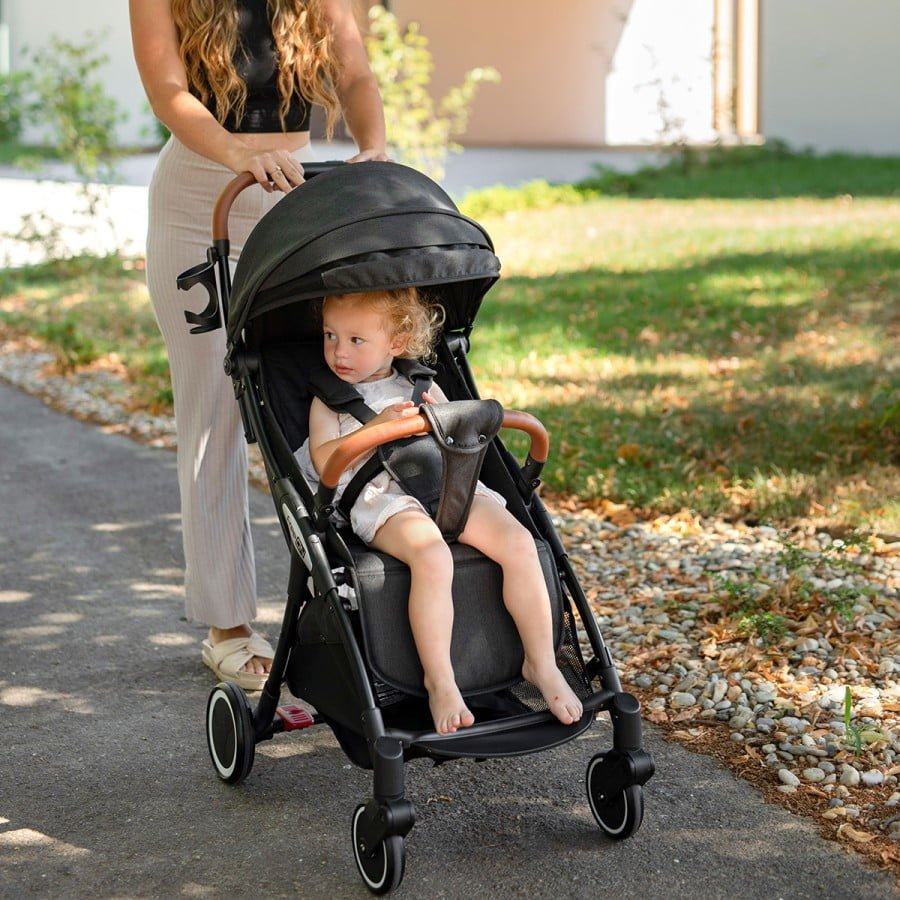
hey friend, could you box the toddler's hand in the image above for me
[372,401,417,425]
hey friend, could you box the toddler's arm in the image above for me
[307,396,422,476]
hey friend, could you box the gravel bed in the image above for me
[3,342,899,860]
[553,505,899,853]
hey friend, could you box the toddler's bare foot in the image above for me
[523,658,583,725]
[426,678,475,735]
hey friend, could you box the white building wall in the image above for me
[5,1,154,147]
[393,0,717,147]
[760,0,900,154]
[605,0,717,145]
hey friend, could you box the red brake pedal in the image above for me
[276,705,315,731]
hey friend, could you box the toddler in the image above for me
[298,288,583,735]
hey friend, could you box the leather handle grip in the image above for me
[211,162,346,242]
[212,172,257,242]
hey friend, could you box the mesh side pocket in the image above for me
[508,610,593,712]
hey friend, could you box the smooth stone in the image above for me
[778,769,801,787]
[670,692,697,708]
[861,770,885,787]
[802,767,827,783]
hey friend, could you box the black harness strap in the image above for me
[306,362,377,426]
[309,358,437,519]
[311,358,502,540]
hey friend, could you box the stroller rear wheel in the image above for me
[586,752,644,839]
[206,682,255,785]
[352,804,406,895]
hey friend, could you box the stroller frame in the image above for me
[181,165,654,895]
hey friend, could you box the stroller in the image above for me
[178,162,654,895]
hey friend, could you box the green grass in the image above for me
[582,143,900,199]
[0,256,173,409]
[0,138,64,167]
[459,144,900,219]
[463,158,899,532]
[1,148,898,532]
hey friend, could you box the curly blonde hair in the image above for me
[171,0,341,136]
[323,288,446,362]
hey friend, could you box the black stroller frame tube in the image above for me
[527,494,649,755]
[252,395,413,819]
[213,239,232,328]
[528,498,621,685]
[449,334,648,756]
[321,585,415,835]
[253,550,308,740]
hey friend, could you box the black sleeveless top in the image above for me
[197,0,311,133]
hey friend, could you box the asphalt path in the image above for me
[1,381,896,899]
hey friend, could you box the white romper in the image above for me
[296,369,505,543]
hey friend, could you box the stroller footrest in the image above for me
[403,711,595,760]
[276,705,316,731]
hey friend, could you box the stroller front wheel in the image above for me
[206,682,255,784]
[586,752,644,840]
[352,804,405,895]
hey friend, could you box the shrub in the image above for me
[25,33,125,184]
[0,72,29,142]
[365,4,499,181]
[459,180,600,218]
[3,33,126,264]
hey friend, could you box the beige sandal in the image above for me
[201,632,274,691]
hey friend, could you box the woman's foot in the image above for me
[523,658,583,725]
[208,624,272,676]
[425,678,475,735]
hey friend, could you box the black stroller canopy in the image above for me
[227,162,501,344]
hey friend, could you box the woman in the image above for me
[129,0,388,689]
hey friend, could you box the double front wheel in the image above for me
[352,804,406,895]
[586,752,644,839]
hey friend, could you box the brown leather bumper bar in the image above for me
[320,408,549,490]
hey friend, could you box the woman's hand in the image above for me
[347,147,390,164]
[230,147,306,192]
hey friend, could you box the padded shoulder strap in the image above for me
[393,358,435,405]
[306,362,375,424]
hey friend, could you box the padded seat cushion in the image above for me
[352,538,563,698]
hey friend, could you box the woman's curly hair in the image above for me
[321,288,446,362]
[171,0,341,136]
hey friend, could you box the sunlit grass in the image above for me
[469,196,899,532]
[1,164,898,533]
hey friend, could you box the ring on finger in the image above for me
[273,165,283,174]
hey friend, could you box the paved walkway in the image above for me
[2,381,898,898]
[0,142,660,266]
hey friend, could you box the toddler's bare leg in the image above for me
[460,497,583,725]
[370,510,475,735]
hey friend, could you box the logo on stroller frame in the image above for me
[281,503,312,570]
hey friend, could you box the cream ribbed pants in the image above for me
[146,136,317,627]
